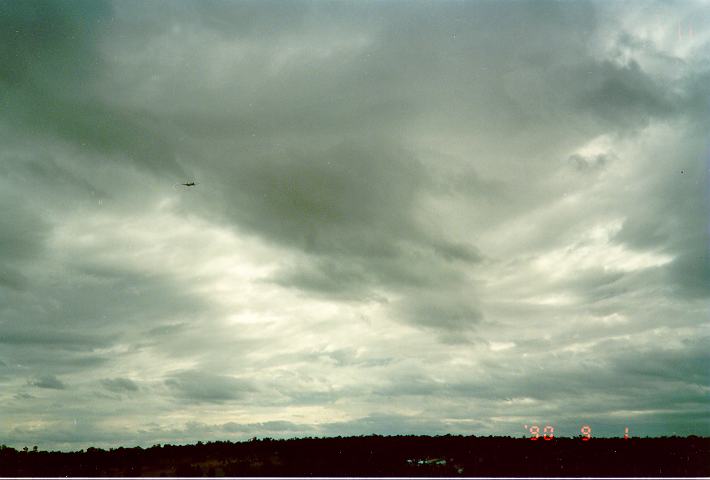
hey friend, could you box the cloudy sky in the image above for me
[1,0,709,451]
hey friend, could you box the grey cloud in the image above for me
[0,261,216,357]
[324,348,393,368]
[665,246,710,299]
[0,199,47,262]
[368,339,710,426]
[147,323,187,337]
[431,240,483,264]
[208,136,484,314]
[561,268,628,302]
[103,1,604,314]
[0,0,108,88]
[611,150,708,300]
[13,392,35,400]
[0,266,29,291]
[101,377,139,393]
[273,260,376,300]
[209,139,426,254]
[176,0,314,40]
[609,339,710,387]
[614,219,671,253]
[222,420,311,434]
[272,252,463,301]
[568,153,613,173]
[574,59,679,129]
[399,293,483,332]
[0,329,110,350]
[0,191,50,293]
[0,0,187,178]
[7,419,140,450]
[374,374,447,397]
[321,413,450,437]
[0,153,105,198]
[30,374,66,390]
[270,386,343,407]
[257,347,393,371]
[135,419,317,442]
[165,370,255,403]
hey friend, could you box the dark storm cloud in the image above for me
[0,191,50,292]
[0,0,672,316]
[211,139,427,254]
[162,0,700,325]
[0,0,187,177]
[0,0,107,88]
[204,136,483,312]
[666,250,710,299]
[90,0,600,312]
[611,138,709,299]
[573,59,679,129]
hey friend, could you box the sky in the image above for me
[0,0,709,451]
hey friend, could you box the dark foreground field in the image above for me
[1,435,709,477]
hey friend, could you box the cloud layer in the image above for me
[0,0,708,450]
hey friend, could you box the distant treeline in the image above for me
[1,435,708,477]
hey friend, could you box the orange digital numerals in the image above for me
[527,425,554,441]
[525,424,628,440]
